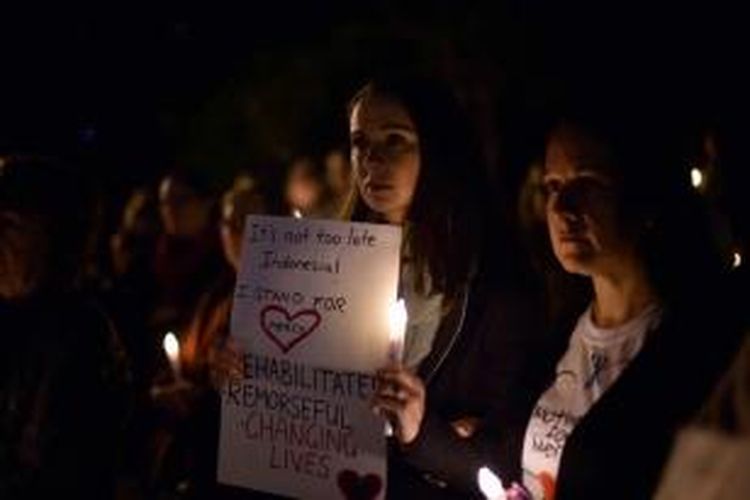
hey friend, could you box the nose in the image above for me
[549,182,583,217]
[357,145,387,178]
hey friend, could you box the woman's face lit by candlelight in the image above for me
[543,125,639,277]
[158,176,212,238]
[349,94,421,224]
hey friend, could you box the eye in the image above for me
[541,178,562,199]
[574,174,615,197]
[384,133,408,148]
[350,133,368,153]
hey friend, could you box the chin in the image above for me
[557,252,597,276]
[363,196,395,216]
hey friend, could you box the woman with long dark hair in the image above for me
[347,75,546,497]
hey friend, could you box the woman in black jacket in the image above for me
[374,99,744,499]
[347,75,548,498]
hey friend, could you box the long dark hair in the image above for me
[345,76,489,300]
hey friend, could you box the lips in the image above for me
[559,233,587,243]
[364,182,393,193]
[556,228,591,246]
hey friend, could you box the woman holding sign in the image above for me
[347,75,549,497]
[373,94,745,498]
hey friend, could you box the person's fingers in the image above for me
[451,416,480,439]
[371,393,408,409]
[214,352,242,370]
[374,383,412,402]
[224,337,245,357]
[370,397,405,423]
[210,345,244,379]
[376,369,424,396]
[376,365,406,377]
[208,359,242,389]
[210,339,244,367]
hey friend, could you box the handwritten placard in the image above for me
[218,215,402,499]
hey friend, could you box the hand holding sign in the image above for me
[218,215,401,499]
[207,337,244,390]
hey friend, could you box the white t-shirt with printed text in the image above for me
[521,303,663,499]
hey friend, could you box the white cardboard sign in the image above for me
[218,215,402,500]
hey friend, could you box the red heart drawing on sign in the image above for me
[259,304,321,354]
[337,470,383,500]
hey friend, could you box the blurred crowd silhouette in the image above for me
[2,4,750,500]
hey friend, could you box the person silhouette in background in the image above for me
[152,169,227,336]
[0,156,130,499]
[150,173,275,499]
[283,155,326,218]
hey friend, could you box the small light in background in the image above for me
[690,168,704,189]
[733,251,742,269]
[78,126,98,144]
[163,331,181,380]
[477,466,506,500]
[292,209,303,219]
[163,332,179,358]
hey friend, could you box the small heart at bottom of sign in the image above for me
[337,469,383,500]
[260,304,322,354]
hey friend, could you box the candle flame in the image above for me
[292,209,303,219]
[733,251,742,269]
[163,332,180,360]
[691,168,704,189]
[478,466,506,500]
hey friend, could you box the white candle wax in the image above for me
[388,299,407,363]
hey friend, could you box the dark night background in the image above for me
[0,2,748,238]
[1,4,749,499]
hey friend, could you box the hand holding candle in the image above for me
[379,299,412,439]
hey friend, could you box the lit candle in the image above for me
[690,167,704,189]
[478,467,507,500]
[383,299,408,438]
[388,299,407,363]
[292,208,303,219]
[733,251,742,269]
[163,331,181,381]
